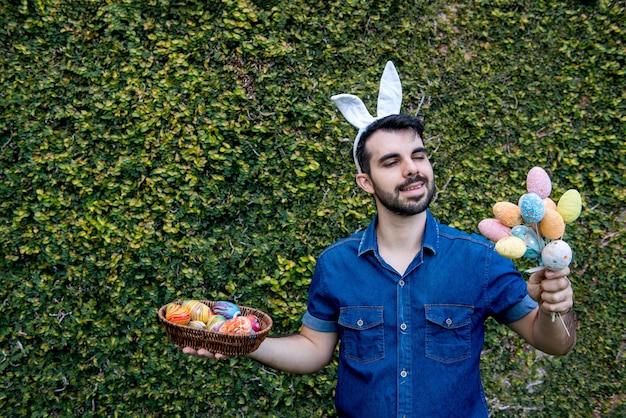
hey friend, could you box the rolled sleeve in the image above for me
[302,309,338,332]
[498,294,538,324]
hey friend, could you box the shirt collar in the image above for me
[358,210,439,257]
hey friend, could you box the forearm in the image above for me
[247,328,338,374]
[532,309,577,355]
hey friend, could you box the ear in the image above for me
[331,94,374,129]
[377,61,402,117]
[355,172,375,194]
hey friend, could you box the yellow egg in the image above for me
[539,209,566,240]
[495,236,527,259]
[182,300,212,323]
[493,202,522,227]
[557,189,582,223]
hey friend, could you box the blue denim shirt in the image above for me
[302,210,537,418]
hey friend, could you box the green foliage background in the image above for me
[1,0,624,416]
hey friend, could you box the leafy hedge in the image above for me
[1,0,624,416]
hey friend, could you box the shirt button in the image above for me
[399,280,405,287]
[400,323,407,331]
[400,369,408,378]
[446,318,453,327]
[357,319,364,327]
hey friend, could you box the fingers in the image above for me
[543,266,570,280]
[539,276,573,314]
[181,347,229,360]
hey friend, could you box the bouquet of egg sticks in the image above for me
[478,167,582,336]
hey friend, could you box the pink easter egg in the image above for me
[478,218,512,242]
[526,166,552,199]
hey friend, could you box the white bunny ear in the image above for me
[377,61,402,117]
[331,94,374,129]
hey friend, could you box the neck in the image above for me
[375,209,427,275]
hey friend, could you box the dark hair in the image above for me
[356,114,425,174]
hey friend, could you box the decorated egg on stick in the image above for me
[541,240,573,271]
[543,197,557,212]
[519,193,545,224]
[557,189,582,223]
[495,236,528,260]
[539,209,566,240]
[511,225,543,258]
[493,201,522,227]
[478,218,512,242]
[526,166,552,199]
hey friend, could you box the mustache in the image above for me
[397,175,428,191]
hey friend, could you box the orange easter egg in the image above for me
[219,316,254,335]
[543,197,557,212]
[165,304,191,325]
[493,202,522,227]
[539,209,565,240]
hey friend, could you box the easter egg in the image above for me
[165,304,191,325]
[208,315,226,332]
[541,240,572,271]
[246,315,262,332]
[557,189,582,223]
[212,301,241,319]
[526,166,552,199]
[539,209,566,240]
[219,316,254,335]
[518,193,545,224]
[511,225,543,258]
[182,300,212,323]
[478,218,512,242]
[165,303,180,315]
[495,236,527,260]
[188,320,208,329]
[492,202,522,227]
[543,198,557,212]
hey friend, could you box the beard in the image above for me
[372,175,436,216]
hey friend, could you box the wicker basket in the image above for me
[158,300,272,356]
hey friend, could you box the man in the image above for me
[184,64,576,417]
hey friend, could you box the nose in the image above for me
[403,158,419,177]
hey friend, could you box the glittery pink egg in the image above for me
[478,218,512,242]
[526,166,552,199]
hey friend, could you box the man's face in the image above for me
[360,129,435,216]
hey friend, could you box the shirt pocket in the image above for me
[338,306,385,364]
[425,304,473,364]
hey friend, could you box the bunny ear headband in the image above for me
[331,61,402,173]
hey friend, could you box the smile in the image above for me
[399,181,424,192]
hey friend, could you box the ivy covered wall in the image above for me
[1,0,624,416]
